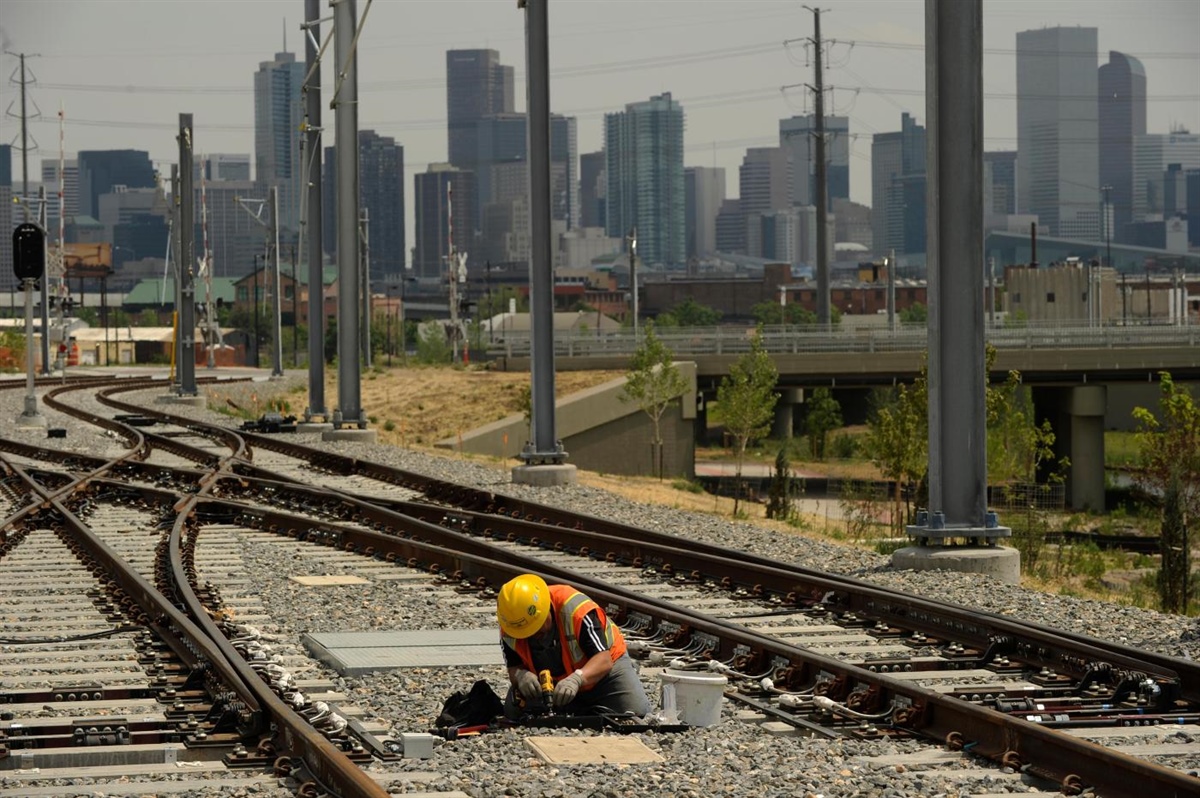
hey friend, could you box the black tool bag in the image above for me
[435,679,504,729]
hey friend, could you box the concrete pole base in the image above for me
[322,427,378,444]
[155,393,206,408]
[295,422,334,434]
[512,463,578,487]
[15,412,47,429]
[891,545,1021,585]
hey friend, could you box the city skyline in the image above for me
[2,0,1198,261]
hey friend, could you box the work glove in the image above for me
[514,670,542,703]
[552,670,584,708]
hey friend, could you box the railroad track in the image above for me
[0,374,1197,798]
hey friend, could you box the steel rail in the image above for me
[222,430,1200,703]
[35,381,1199,795]
[180,492,1199,798]
[9,381,393,798]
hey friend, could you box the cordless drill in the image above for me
[538,669,555,706]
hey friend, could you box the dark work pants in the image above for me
[503,654,651,720]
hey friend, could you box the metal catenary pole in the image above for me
[520,0,565,464]
[303,0,327,419]
[38,186,51,374]
[924,0,987,529]
[270,185,284,377]
[360,207,371,367]
[806,5,831,326]
[178,114,198,396]
[333,0,364,427]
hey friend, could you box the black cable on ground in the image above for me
[0,623,145,645]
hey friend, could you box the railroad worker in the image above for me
[497,573,651,719]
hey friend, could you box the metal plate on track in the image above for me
[301,629,501,675]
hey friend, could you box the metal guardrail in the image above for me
[487,321,1200,359]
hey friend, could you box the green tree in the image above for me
[804,387,843,460]
[619,321,688,479]
[716,327,778,515]
[75,306,99,326]
[1134,373,1200,613]
[899,302,927,323]
[656,297,722,327]
[415,320,452,365]
[1134,373,1200,520]
[110,309,130,328]
[751,302,819,326]
[765,446,795,521]
[865,375,928,532]
[136,309,159,327]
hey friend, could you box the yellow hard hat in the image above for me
[497,574,550,639]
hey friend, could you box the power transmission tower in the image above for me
[803,6,831,325]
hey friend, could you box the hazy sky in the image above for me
[2,0,1198,253]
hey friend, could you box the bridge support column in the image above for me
[772,388,803,440]
[1066,385,1107,512]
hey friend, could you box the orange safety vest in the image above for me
[502,585,627,686]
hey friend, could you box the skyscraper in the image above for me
[604,93,685,267]
[779,114,850,207]
[738,147,792,258]
[446,49,514,176]
[1098,51,1146,243]
[983,151,1018,218]
[473,112,577,226]
[253,49,305,235]
[1017,26,1099,239]
[871,113,926,255]
[1132,132,1200,221]
[684,166,725,260]
[580,151,606,229]
[41,157,79,237]
[77,150,155,220]
[323,131,406,281]
[413,164,477,280]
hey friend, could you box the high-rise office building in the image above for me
[580,151,606,229]
[715,199,745,254]
[254,49,305,236]
[778,114,850,207]
[323,131,406,280]
[473,112,577,226]
[1017,26,1099,239]
[41,157,79,237]
[1132,132,1200,221]
[871,113,926,255]
[198,153,252,182]
[983,151,1017,218]
[446,49,514,176]
[77,150,155,220]
[194,179,261,278]
[684,166,725,259]
[413,164,477,280]
[1098,51,1147,243]
[604,93,685,267]
[739,147,791,258]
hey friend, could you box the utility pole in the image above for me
[627,227,639,341]
[804,6,831,326]
[302,0,328,420]
[269,186,283,377]
[37,187,51,374]
[446,181,460,363]
[291,244,298,367]
[360,207,371,367]
[177,113,198,396]
[887,249,897,331]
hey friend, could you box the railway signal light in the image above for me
[12,223,45,282]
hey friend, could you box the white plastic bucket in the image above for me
[659,669,727,727]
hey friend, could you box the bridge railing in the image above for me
[487,320,1198,359]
